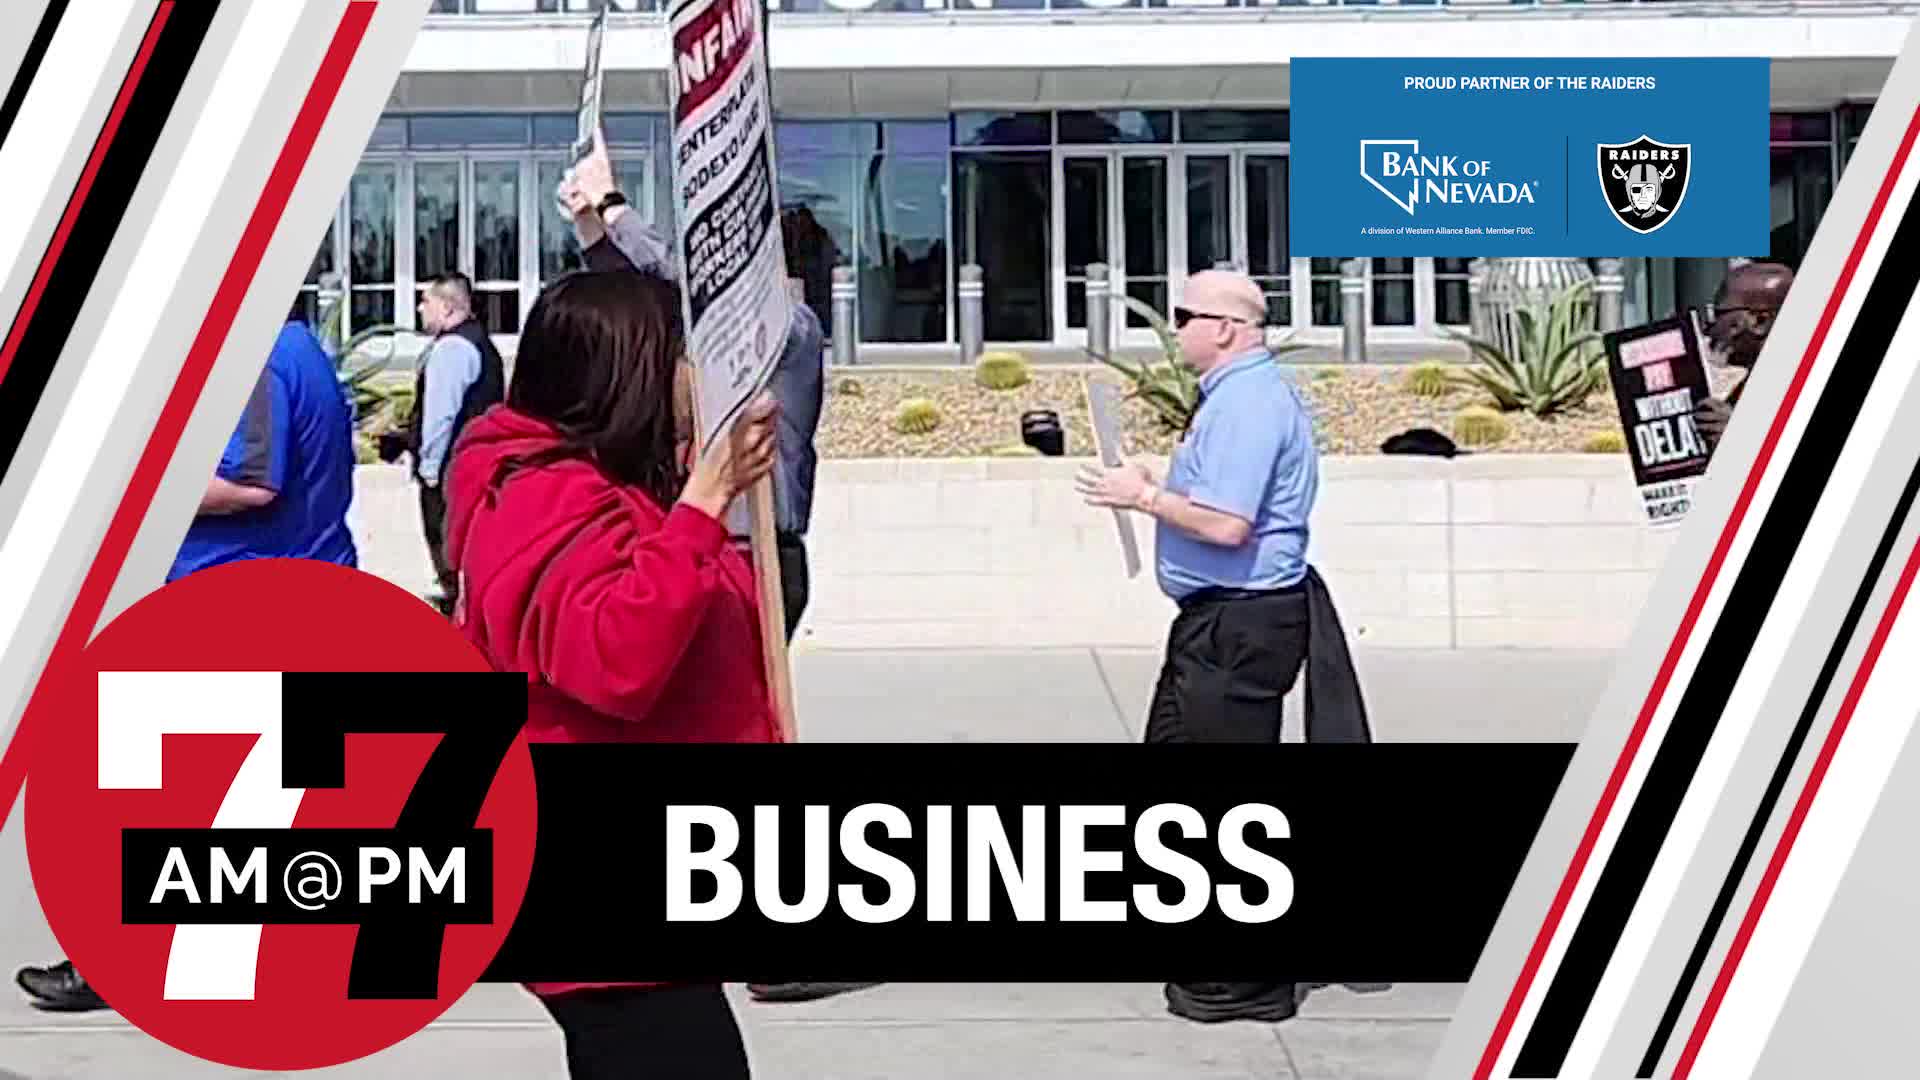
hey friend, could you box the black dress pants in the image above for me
[1148,587,1309,1020]
[418,481,456,613]
[538,985,750,1080]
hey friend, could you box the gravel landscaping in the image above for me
[818,364,1747,459]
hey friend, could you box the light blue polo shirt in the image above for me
[1155,347,1318,601]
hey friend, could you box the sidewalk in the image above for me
[0,646,1614,1078]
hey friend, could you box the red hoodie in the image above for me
[444,404,783,998]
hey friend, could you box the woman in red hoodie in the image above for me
[444,269,781,1079]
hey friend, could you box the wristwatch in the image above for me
[596,190,628,216]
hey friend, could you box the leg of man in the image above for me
[1151,591,1308,1022]
[418,482,455,615]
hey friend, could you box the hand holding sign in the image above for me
[680,393,780,523]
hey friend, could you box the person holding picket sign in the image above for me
[443,269,781,1079]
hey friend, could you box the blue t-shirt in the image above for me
[1155,347,1319,601]
[169,321,359,582]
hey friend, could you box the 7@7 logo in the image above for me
[23,557,538,1071]
[98,670,523,1001]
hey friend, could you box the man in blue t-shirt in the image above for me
[167,301,358,582]
[19,301,360,1014]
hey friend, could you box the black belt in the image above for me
[730,531,806,548]
[1179,582,1305,611]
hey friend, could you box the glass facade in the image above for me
[313,104,1864,348]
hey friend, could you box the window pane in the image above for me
[475,290,520,335]
[474,161,519,283]
[1062,156,1109,282]
[1310,258,1344,327]
[349,165,395,285]
[1371,258,1414,327]
[1771,145,1833,269]
[1057,110,1173,145]
[954,152,1051,341]
[1187,156,1231,273]
[537,160,583,282]
[414,162,461,282]
[366,115,406,149]
[603,113,656,148]
[861,154,948,343]
[351,289,395,330]
[533,114,576,148]
[615,157,650,220]
[952,111,1049,148]
[1433,257,1472,326]
[1769,112,1833,144]
[1179,109,1290,144]
[1245,155,1288,276]
[306,220,338,284]
[776,152,854,340]
[408,114,530,149]
[778,121,863,158]
[881,120,948,157]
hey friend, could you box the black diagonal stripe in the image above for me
[1634,403,1920,1074]
[1510,165,1920,1077]
[0,1,220,486]
[0,0,71,149]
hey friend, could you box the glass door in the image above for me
[1182,148,1292,329]
[1055,149,1172,346]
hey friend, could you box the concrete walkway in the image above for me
[0,646,1614,1078]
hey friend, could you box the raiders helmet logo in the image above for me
[1597,136,1691,235]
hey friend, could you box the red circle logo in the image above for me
[24,559,537,1070]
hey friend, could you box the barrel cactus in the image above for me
[893,398,942,435]
[1583,429,1628,454]
[1403,361,1452,399]
[975,350,1032,391]
[1453,405,1511,448]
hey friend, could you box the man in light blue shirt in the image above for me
[1078,269,1371,1024]
[406,272,504,615]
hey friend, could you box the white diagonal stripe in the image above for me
[0,0,145,332]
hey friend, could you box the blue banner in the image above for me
[1289,58,1770,256]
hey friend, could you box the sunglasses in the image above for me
[1172,307,1248,329]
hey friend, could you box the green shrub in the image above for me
[1453,405,1512,447]
[1583,429,1628,454]
[975,350,1031,391]
[1403,361,1452,398]
[1312,366,1346,382]
[893,398,942,435]
[353,432,378,466]
[988,443,1040,458]
[834,376,864,397]
[1443,280,1606,417]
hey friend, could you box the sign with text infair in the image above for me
[1603,317,1713,528]
[1289,58,1769,256]
[668,0,793,451]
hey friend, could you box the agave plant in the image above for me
[1089,295,1314,433]
[1442,279,1606,417]
[313,282,417,432]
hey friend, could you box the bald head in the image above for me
[1175,270,1268,371]
[1706,261,1794,368]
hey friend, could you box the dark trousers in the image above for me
[538,985,750,1080]
[1146,587,1309,744]
[777,532,809,642]
[1149,587,1308,1019]
[419,481,456,612]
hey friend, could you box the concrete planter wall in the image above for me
[353,454,1675,651]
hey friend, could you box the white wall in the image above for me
[355,453,1679,650]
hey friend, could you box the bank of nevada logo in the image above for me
[1359,139,1541,216]
[23,559,538,1071]
[1598,134,1692,234]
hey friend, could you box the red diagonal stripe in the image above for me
[0,2,172,389]
[0,2,378,832]
[1673,444,1920,1077]
[1473,100,1920,1080]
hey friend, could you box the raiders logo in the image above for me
[1597,136,1691,235]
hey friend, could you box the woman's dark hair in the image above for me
[505,270,687,509]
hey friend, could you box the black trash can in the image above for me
[1021,410,1065,457]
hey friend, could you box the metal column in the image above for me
[959,263,984,365]
[1086,263,1111,361]
[1340,258,1367,365]
[830,265,857,366]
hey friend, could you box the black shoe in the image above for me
[1164,982,1300,1024]
[16,961,108,1012]
[746,982,882,1003]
